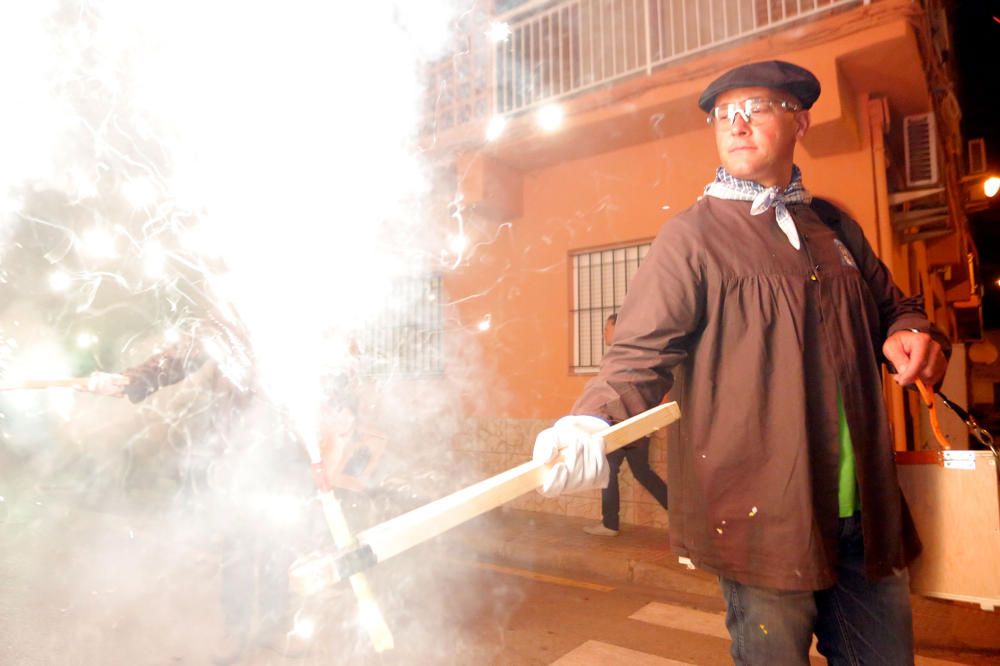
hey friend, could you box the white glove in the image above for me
[84,371,130,397]
[532,415,610,497]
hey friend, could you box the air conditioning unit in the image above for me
[904,113,939,188]
[968,137,987,175]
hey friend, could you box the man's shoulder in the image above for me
[658,197,719,236]
[658,196,758,243]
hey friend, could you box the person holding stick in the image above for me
[86,310,315,664]
[533,61,949,664]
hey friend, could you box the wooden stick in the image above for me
[292,402,679,587]
[0,378,90,391]
[317,490,394,652]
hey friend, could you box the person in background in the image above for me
[87,312,313,665]
[583,313,668,536]
[532,61,949,664]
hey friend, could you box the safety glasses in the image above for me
[706,97,802,127]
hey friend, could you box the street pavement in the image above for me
[2,481,999,665]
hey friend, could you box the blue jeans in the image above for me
[719,514,914,665]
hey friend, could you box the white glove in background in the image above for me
[85,371,130,397]
[532,415,610,497]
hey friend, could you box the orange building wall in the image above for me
[445,108,884,420]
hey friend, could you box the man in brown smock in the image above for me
[531,61,948,665]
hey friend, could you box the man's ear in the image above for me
[795,110,811,140]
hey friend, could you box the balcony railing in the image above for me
[424,0,864,137]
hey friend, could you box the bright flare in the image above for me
[48,271,71,292]
[142,242,166,279]
[75,332,98,349]
[121,178,157,210]
[80,228,117,259]
[448,233,468,255]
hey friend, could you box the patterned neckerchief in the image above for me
[703,165,812,250]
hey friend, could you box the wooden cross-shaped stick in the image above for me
[291,402,680,594]
[314,485,394,652]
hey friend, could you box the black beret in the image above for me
[698,60,821,112]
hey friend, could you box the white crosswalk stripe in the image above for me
[550,640,697,665]
[629,602,821,657]
[629,602,730,641]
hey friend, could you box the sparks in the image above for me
[48,271,71,292]
[291,615,316,641]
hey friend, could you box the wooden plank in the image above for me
[550,640,696,666]
[359,403,681,565]
[291,403,682,591]
[0,377,89,390]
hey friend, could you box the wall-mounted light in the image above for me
[960,173,1000,213]
[485,115,506,142]
[536,104,564,133]
[485,22,511,43]
[984,176,1000,198]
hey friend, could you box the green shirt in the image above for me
[837,390,859,517]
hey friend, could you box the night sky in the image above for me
[953,4,1000,330]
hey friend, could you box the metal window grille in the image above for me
[571,242,650,373]
[360,274,444,377]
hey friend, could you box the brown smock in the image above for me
[573,196,947,591]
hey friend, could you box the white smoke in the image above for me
[0,1,523,663]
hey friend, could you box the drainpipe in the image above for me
[867,95,909,452]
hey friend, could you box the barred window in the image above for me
[571,242,651,373]
[360,274,443,377]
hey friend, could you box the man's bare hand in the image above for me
[882,330,947,387]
